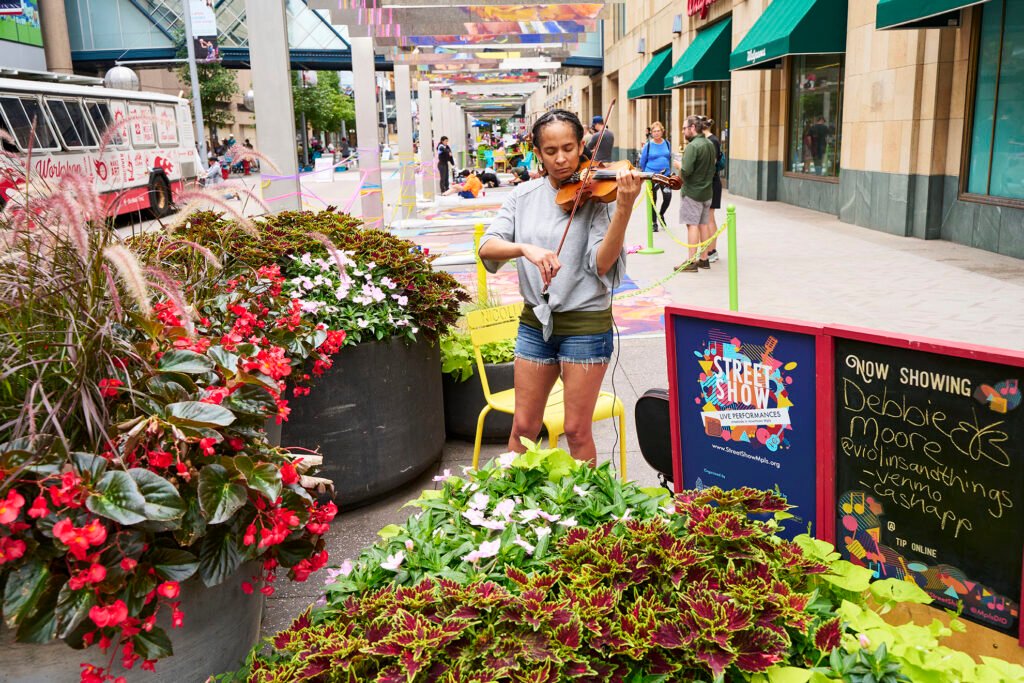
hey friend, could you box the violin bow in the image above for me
[553,97,617,259]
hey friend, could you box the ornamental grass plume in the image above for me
[1,130,343,683]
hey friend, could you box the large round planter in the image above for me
[0,563,263,682]
[282,336,445,508]
[443,362,514,442]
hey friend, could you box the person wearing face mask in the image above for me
[478,109,642,465]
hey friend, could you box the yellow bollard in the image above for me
[474,222,487,301]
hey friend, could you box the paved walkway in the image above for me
[168,162,1024,640]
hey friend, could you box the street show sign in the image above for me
[667,308,823,539]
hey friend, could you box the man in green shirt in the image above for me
[675,115,717,272]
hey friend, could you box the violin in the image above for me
[555,159,682,212]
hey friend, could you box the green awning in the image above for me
[627,47,673,99]
[730,0,848,71]
[665,19,732,89]
[876,0,988,29]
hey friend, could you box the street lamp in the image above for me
[103,66,140,91]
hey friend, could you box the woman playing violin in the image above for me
[478,109,643,465]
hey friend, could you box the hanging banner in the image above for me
[189,0,219,63]
[0,1,23,16]
[666,307,825,539]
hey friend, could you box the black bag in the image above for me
[634,388,674,487]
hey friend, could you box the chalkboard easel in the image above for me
[825,325,1024,643]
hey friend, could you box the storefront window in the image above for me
[967,0,1024,201]
[787,55,844,178]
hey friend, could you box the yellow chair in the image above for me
[467,303,628,479]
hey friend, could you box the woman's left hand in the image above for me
[616,168,643,206]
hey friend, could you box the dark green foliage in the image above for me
[131,210,469,343]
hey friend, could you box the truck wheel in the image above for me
[148,177,172,218]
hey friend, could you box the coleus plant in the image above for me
[0,262,342,682]
[234,478,848,683]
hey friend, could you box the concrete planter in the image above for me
[442,362,514,442]
[0,563,263,682]
[282,337,444,508]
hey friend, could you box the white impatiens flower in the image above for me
[538,511,561,523]
[462,508,487,527]
[468,491,490,511]
[366,261,376,270]
[534,526,551,538]
[404,539,414,552]
[432,468,452,482]
[492,498,516,520]
[380,276,397,289]
[612,508,633,522]
[357,319,370,329]
[557,517,578,527]
[300,300,322,314]
[339,559,353,577]
[513,535,535,555]
[380,551,405,571]
[301,252,313,266]
[496,452,517,469]
[396,295,409,306]
[518,509,543,523]
[461,539,500,564]
[573,485,589,498]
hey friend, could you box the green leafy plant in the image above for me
[0,173,339,681]
[325,443,673,594]
[131,210,469,344]
[231,472,843,682]
[439,332,516,381]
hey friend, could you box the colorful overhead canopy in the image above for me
[730,0,848,71]
[627,47,673,99]
[664,18,732,89]
[308,1,609,120]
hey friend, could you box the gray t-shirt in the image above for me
[479,177,626,340]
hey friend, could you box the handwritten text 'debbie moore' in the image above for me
[845,354,971,396]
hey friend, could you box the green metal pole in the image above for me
[727,205,738,311]
[638,180,664,255]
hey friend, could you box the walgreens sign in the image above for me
[687,0,718,19]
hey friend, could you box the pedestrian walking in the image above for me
[638,121,672,231]
[437,135,453,193]
[701,117,725,263]
[674,116,716,272]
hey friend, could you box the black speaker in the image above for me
[634,388,674,487]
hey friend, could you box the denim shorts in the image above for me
[515,322,613,365]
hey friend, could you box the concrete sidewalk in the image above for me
[213,162,1024,640]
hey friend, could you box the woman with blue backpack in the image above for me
[701,116,726,263]
[638,121,673,231]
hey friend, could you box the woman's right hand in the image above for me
[521,244,561,287]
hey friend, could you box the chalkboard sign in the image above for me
[668,309,822,539]
[834,336,1024,635]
